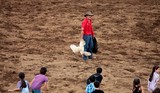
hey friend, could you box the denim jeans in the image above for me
[32,90,41,93]
[83,34,93,61]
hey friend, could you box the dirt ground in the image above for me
[0,0,160,93]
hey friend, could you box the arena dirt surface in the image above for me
[0,0,160,93]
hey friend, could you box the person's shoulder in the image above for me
[82,18,88,22]
[36,74,47,78]
[17,80,21,84]
[40,74,48,78]
[88,74,95,79]
[43,75,48,80]
[38,74,48,81]
[35,74,40,76]
[98,90,104,93]
[154,72,159,77]
[92,73,97,76]
[156,72,160,76]
[94,73,101,77]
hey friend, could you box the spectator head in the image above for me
[94,81,100,88]
[18,72,26,88]
[153,88,160,93]
[89,76,95,83]
[133,78,141,88]
[19,72,25,79]
[96,67,102,74]
[154,65,159,72]
[152,65,159,73]
[40,67,47,75]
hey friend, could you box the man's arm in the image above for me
[81,19,87,40]
[42,82,48,91]
[141,86,144,93]
[30,78,35,86]
[91,28,94,37]
[80,30,84,40]
[9,81,21,92]
[87,75,95,85]
[8,88,20,92]
[100,75,103,83]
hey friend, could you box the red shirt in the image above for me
[81,17,94,36]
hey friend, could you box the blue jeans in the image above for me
[83,34,93,61]
[32,90,41,93]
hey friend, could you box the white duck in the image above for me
[70,39,91,56]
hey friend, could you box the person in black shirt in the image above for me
[153,88,160,93]
[87,67,103,85]
[92,81,104,93]
[132,78,144,93]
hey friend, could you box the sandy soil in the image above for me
[0,0,160,93]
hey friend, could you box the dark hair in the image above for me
[133,78,141,93]
[133,78,140,88]
[96,67,102,73]
[89,76,95,82]
[94,81,100,88]
[18,72,26,89]
[149,65,159,82]
[153,88,160,93]
[40,67,47,75]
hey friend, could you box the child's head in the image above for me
[133,78,140,88]
[40,67,47,75]
[19,72,25,79]
[94,81,100,88]
[153,88,160,93]
[153,65,159,72]
[96,67,102,74]
[18,72,26,89]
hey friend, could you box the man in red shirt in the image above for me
[80,11,94,61]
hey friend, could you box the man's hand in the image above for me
[8,89,13,92]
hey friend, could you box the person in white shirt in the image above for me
[148,65,159,92]
[8,72,30,93]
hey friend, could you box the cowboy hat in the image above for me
[84,11,94,17]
